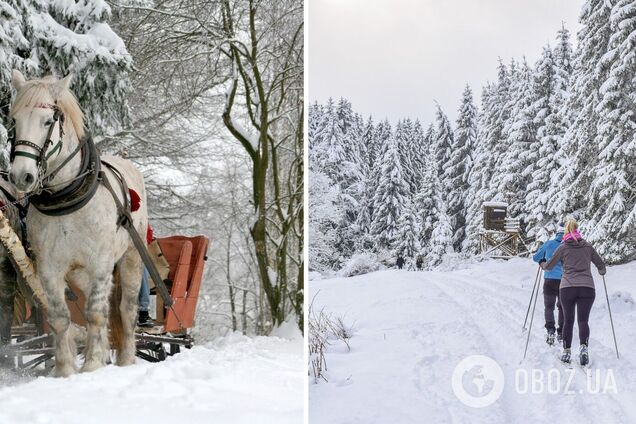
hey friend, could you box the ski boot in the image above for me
[561,348,571,364]
[556,331,563,344]
[580,344,589,366]
[546,329,555,346]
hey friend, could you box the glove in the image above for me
[599,269,606,276]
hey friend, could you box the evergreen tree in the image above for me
[586,0,636,261]
[314,98,346,181]
[432,104,454,179]
[370,135,408,251]
[355,115,375,250]
[497,59,536,222]
[395,202,421,259]
[463,84,497,253]
[548,1,612,222]
[414,151,438,247]
[0,0,131,141]
[447,85,477,249]
[409,120,427,191]
[525,46,562,242]
[426,207,453,267]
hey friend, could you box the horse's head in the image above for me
[8,70,84,193]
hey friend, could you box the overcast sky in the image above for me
[309,0,582,123]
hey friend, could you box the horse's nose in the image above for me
[23,172,35,185]
[8,171,17,186]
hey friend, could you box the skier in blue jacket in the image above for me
[533,223,565,346]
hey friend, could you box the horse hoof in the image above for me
[116,353,135,366]
[54,364,75,378]
[80,360,105,373]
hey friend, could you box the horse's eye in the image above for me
[44,119,54,126]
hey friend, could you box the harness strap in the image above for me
[11,107,63,169]
[99,167,180,327]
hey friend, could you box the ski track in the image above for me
[310,259,636,424]
[431,270,627,424]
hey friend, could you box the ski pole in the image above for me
[523,266,542,330]
[523,269,542,361]
[602,275,620,359]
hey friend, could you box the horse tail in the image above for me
[109,270,124,353]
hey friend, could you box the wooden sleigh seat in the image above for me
[153,235,209,333]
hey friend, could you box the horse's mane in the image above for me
[10,76,85,139]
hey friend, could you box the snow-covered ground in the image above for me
[310,258,636,423]
[0,332,303,424]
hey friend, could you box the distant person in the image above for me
[396,255,405,270]
[533,223,565,346]
[416,255,423,271]
[540,219,606,366]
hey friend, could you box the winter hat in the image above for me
[556,222,565,233]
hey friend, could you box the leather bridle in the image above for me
[9,102,65,178]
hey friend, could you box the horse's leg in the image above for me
[81,272,113,373]
[115,248,143,366]
[42,271,75,377]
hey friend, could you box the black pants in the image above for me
[543,279,563,335]
[560,286,596,349]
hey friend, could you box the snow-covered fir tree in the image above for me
[395,201,421,259]
[0,0,131,144]
[370,135,408,251]
[548,1,612,223]
[447,85,477,249]
[525,46,562,241]
[586,0,636,261]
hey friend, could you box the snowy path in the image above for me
[0,333,303,424]
[309,258,636,424]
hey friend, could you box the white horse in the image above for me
[9,70,147,376]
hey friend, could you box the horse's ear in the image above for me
[50,73,73,98]
[11,70,26,90]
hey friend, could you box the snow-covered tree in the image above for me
[370,135,408,251]
[586,0,636,261]
[432,104,454,179]
[447,85,477,249]
[497,59,536,222]
[426,209,454,267]
[395,202,421,259]
[0,0,131,142]
[549,2,612,222]
[525,46,562,241]
[309,170,342,271]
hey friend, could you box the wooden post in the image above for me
[0,209,47,310]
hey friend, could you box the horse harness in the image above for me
[9,104,179,321]
[10,103,64,177]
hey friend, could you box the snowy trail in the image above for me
[310,258,636,424]
[0,333,303,424]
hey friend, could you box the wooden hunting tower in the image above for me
[479,201,529,259]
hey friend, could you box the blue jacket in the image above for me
[533,233,563,280]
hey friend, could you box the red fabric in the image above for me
[129,189,141,212]
[146,225,154,244]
